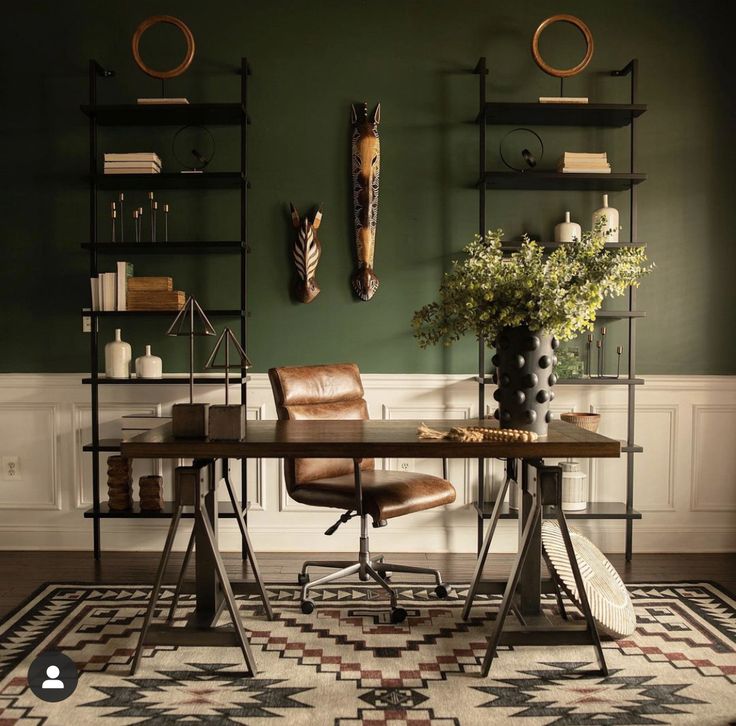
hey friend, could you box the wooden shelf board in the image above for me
[473,501,641,520]
[82,242,246,254]
[82,376,248,385]
[479,102,647,127]
[500,241,645,252]
[81,103,247,127]
[93,172,246,190]
[84,309,244,317]
[482,171,647,191]
[84,501,243,519]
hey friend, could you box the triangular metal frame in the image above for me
[166,297,216,337]
[205,328,252,370]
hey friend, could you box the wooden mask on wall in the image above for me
[351,102,381,301]
[289,204,323,304]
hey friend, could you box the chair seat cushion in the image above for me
[289,470,456,523]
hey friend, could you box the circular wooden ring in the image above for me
[132,15,195,80]
[531,14,593,78]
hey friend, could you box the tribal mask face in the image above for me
[351,102,381,301]
[290,203,323,304]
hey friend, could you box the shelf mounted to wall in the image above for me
[472,56,646,561]
[83,58,252,560]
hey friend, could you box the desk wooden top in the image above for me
[121,419,620,460]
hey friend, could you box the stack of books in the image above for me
[104,152,162,175]
[127,277,186,311]
[557,152,611,174]
[90,261,133,311]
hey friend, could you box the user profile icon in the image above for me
[28,651,78,702]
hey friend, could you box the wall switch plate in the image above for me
[396,458,414,473]
[1,456,21,481]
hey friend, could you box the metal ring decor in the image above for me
[172,125,215,171]
[531,14,594,78]
[499,128,544,173]
[132,15,195,80]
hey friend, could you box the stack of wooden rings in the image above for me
[139,475,164,511]
[107,455,133,510]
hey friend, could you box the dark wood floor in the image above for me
[0,551,734,620]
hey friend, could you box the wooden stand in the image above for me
[131,458,272,676]
[463,460,608,678]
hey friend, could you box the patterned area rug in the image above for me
[0,581,735,725]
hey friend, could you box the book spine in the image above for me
[90,276,99,311]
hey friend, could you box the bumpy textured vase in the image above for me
[491,325,558,435]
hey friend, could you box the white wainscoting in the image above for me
[0,373,734,554]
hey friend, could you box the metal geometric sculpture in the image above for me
[350,102,381,301]
[204,327,251,405]
[542,520,636,638]
[289,204,323,304]
[166,297,216,404]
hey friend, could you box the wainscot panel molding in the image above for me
[0,373,734,553]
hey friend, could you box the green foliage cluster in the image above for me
[412,220,652,347]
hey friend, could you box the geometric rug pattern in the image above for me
[0,581,735,724]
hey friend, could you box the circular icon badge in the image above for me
[27,651,78,703]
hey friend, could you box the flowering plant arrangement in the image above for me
[412,220,652,347]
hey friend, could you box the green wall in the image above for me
[1,0,733,374]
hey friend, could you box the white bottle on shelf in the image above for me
[554,211,582,243]
[104,329,131,379]
[592,194,619,242]
[135,345,163,379]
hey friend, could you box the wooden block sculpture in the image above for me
[289,204,323,303]
[107,455,133,510]
[351,102,381,301]
[139,475,164,512]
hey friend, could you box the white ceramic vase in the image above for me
[135,345,163,379]
[104,328,131,379]
[592,194,619,242]
[561,461,588,511]
[554,211,581,243]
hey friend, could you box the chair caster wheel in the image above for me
[435,583,449,599]
[390,607,407,624]
[301,599,315,615]
[297,573,309,586]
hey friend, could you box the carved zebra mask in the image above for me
[351,102,381,301]
[289,203,323,304]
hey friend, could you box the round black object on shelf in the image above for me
[493,325,556,435]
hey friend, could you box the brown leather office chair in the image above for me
[269,363,456,622]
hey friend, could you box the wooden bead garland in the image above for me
[417,422,539,443]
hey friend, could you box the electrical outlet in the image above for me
[2,456,21,481]
[82,315,92,333]
[396,458,414,473]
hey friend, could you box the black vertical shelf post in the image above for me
[471,57,645,561]
[240,58,250,560]
[474,58,488,555]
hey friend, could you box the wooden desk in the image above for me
[123,418,620,676]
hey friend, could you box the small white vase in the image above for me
[554,211,582,243]
[135,345,163,379]
[105,329,131,379]
[592,194,619,242]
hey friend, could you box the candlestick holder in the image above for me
[118,193,125,241]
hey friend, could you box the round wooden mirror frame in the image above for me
[131,15,195,80]
[531,14,594,78]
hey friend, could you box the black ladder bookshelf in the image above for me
[473,57,646,561]
[81,58,251,560]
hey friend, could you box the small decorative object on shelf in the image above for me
[128,276,185,311]
[592,194,620,243]
[351,102,381,301]
[558,151,611,174]
[554,211,581,243]
[599,325,607,377]
[173,125,215,174]
[615,345,623,378]
[148,192,155,240]
[500,128,544,172]
[139,475,164,511]
[110,201,117,242]
[166,297,216,438]
[132,14,195,103]
[560,461,588,511]
[561,410,601,432]
[289,203,323,304]
[586,332,594,376]
[118,193,125,241]
[135,345,163,379]
[163,203,169,241]
[104,329,131,379]
[556,346,584,378]
[107,455,132,511]
[205,327,252,440]
[133,209,140,242]
[412,222,651,436]
[103,152,161,175]
[531,14,594,99]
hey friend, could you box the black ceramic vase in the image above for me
[491,325,558,436]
